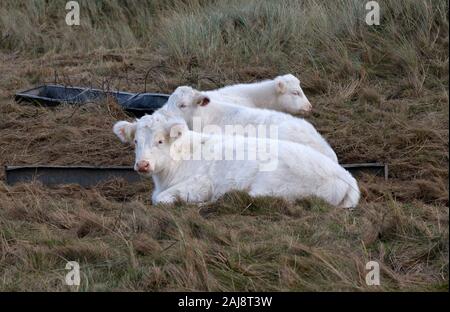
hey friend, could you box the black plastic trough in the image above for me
[5,166,143,188]
[4,163,388,188]
[14,85,169,117]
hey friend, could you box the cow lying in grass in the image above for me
[113,113,359,208]
[204,74,312,114]
[158,86,338,163]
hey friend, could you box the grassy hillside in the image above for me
[0,0,448,291]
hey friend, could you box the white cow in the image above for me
[205,74,312,114]
[159,86,338,163]
[113,114,359,208]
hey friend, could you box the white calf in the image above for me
[113,114,359,208]
[205,74,312,114]
[159,86,338,163]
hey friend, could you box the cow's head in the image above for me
[113,113,188,176]
[165,86,210,124]
[273,74,312,114]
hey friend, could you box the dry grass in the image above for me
[0,0,448,291]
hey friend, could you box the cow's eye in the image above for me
[134,139,137,144]
[158,140,163,144]
[179,103,187,109]
[292,91,300,96]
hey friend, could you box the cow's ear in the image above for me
[275,77,287,94]
[169,122,188,140]
[195,94,210,106]
[113,121,136,143]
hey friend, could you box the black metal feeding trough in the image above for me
[14,85,169,117]
[4,163,388,188]
[4,165,143,188]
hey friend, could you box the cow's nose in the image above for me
[136,160,151,173]
[303,102,312,113]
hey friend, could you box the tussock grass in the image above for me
[0,0,448,291]
[0,181,447,291]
